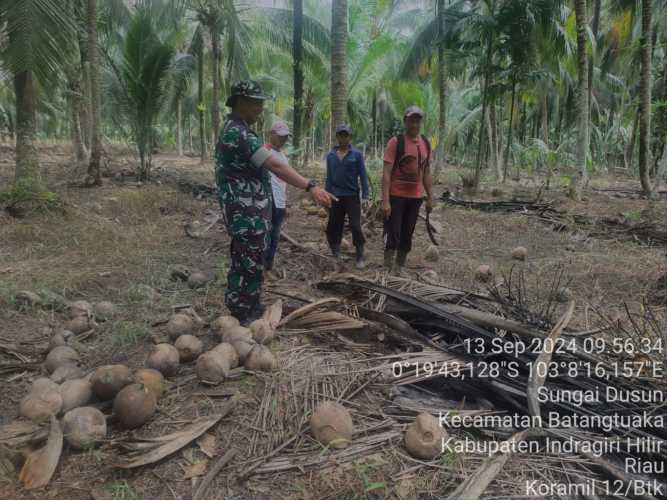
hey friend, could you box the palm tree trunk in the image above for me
[434,0,447,180]
[14,71,41,189]
[69,75,88,162]
[210,27,222,144]
[176,99,183,156]
[503,80,516,182]
[198,39,206,163]
[293,0,304,151]
[541,93,548,147]
[330,0,348,135]
[489,104,501,179]
[587,0,601,151]
[573,0,589,199]
[87,0,102,185]
[639,0,653,196]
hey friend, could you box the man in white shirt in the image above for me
[264,121,290,275]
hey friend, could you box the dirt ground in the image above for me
[1,143,666,499]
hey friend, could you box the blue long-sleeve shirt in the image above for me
[325,145,369,199]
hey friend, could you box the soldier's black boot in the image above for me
[395,250,409,277]
[355,245,366,270]
[330,245,340,258]
[384,249,395,272]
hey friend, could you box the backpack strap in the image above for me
[392,134,405,174]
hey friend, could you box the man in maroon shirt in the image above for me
[382,106,434,274]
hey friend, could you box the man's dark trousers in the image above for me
[326,195,365,250]
[384,196,422,252]
[264,201,286,270]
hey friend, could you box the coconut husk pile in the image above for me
[315,272,667,497]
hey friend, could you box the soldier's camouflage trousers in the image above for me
[222,202,270,320]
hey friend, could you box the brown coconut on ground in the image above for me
[249,318,275,344]
[20,378,63,423]
[210,315,240,339]
[166,313,194,340]
[222,325,252,344]
[146,344,180,376]
[90,364,133,400]
[475,264,493,283]
[113,384,157,429]
[63,406,107,450]
[404,413,447,460]
[68,300,93,319]
[195,351,230,385]
[174,334,204,362]
[59,378,93,414]
[244,344,277,372]
[230,338,256,363]
[212,342,239,369]
[511,246,528,261]
[44,345,80,373]
[134,368,165,401]
[310,401,354,449]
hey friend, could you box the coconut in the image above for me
[212,342,239,369]
[404,413,447,460]
[249,318,275,344]
[222,325,252,344]
[244,345,277,372]
[210,315,240,339]
[62,407,107,450]
[68,300,93,319]
[475,265,493,283]
[146,343,180,376]
[166,313,194,340]
[511,246,528,261]
[66,315,94,335]
[340,238,352,253]
[44,345,79,373]
[195,351,230,384]
[231,338,256,363]
[20,378,63,423]
[174,334,204,362]
[90,364,133,400]
[134,368,165,401]
[113,384,157,429]
[310,401,354,449]
[187,272,208,289]
[317,208,328,219]
[424,245,439,262]
[59,378,92,414]
[93,301,115,321]
[50,363,85,384]
[48,332,67,350]
[421,269,439,284]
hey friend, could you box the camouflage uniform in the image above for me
[215,81,272,321]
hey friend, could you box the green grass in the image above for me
[105,480,140,500]
[112,320,151,347]
[354,460,387,493]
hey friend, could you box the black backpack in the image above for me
[393,133,431,174]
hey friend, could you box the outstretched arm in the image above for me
[262,154,337,208]
[423,163,434,212]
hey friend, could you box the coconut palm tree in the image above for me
[0,0,75,192]
[638,0,653,197]
[331,0,348,133]
[88,0,103,185]
[293,0,304,151]
[573,0,589,199]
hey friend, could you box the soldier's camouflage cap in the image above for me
[226,80,272,107]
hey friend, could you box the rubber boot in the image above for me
[395,250,409,277]
[384,249,395,271]
[355,245,366,270]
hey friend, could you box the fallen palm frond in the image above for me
[19,416,62,490]
[0,420,49,448]
[278,297,366,333]
[114,397,237,468]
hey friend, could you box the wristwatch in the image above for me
[305,179,317,192]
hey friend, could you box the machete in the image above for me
[425,210,438,246]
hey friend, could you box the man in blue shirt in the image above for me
[325,124,370,269]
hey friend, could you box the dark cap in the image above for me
[335,123,352,135]
[404,105,425,118]
[225,80,272,107]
